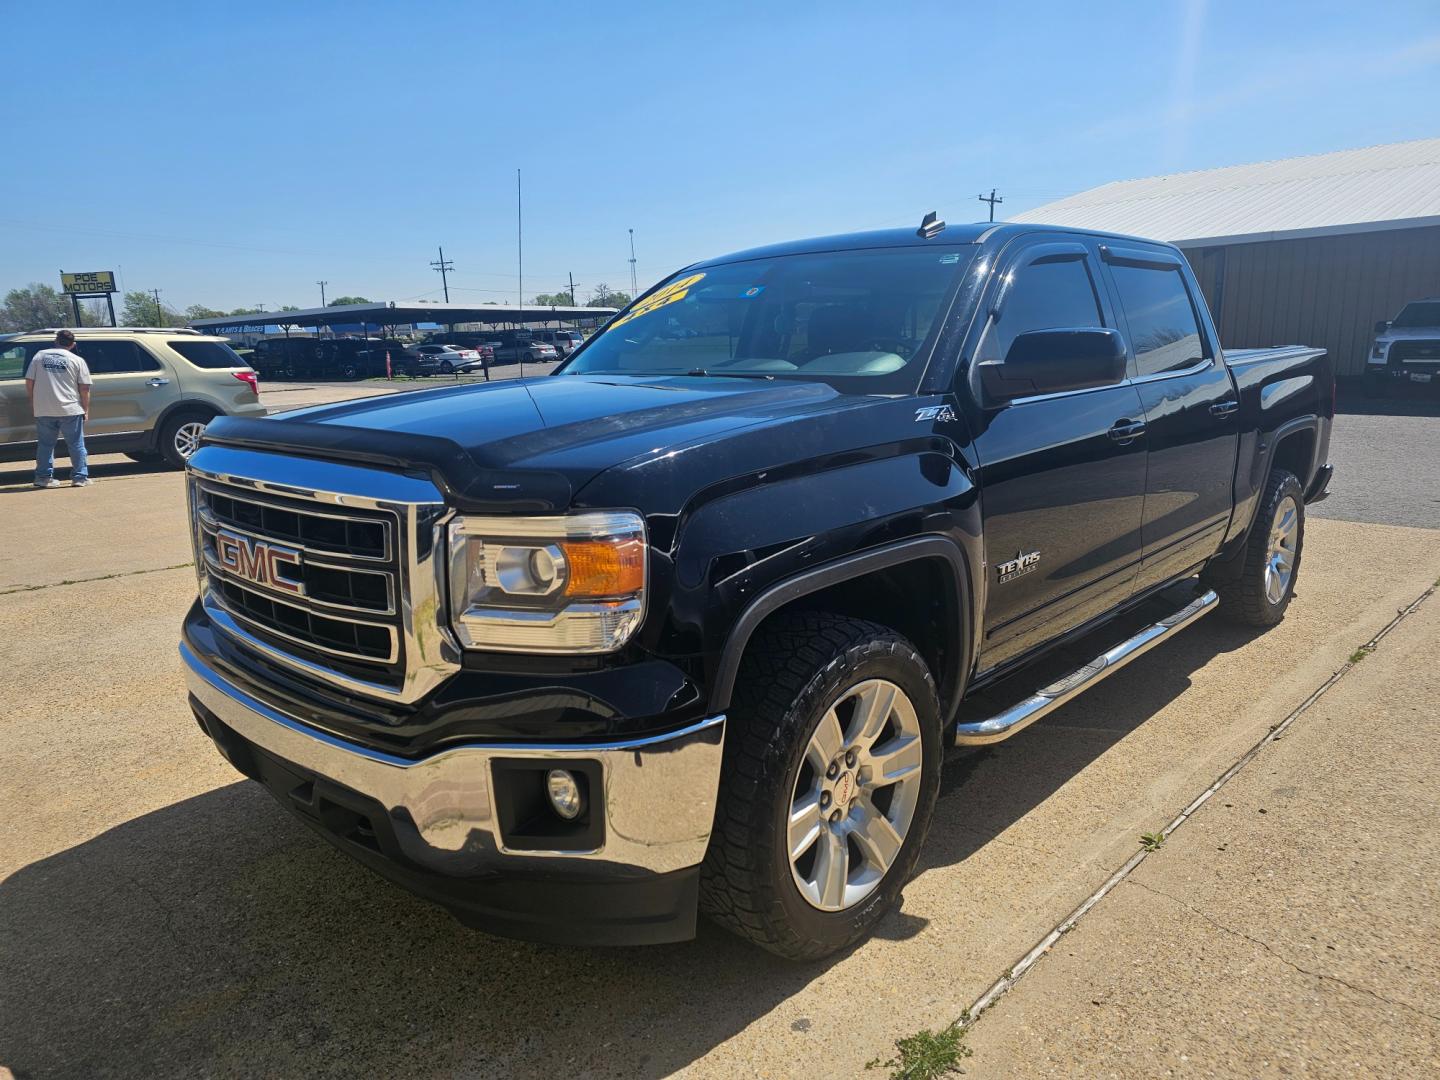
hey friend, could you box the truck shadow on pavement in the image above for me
[0,614,1264,1080]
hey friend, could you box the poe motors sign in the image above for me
[61,270,117,295]
[60,270,119,326]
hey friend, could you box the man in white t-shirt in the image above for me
[25,329,94,488]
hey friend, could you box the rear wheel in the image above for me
[1211,468,1305,626]
[700,613,941,959]
[339,362,360,380]
[159,411,213,469]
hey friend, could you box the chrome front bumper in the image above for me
[182,642,725,876]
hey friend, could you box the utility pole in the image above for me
[430,246,454,302]
[517,168,524,378]
[316,280,328,307]
[152,288,163,326]
[628,228,637,298]
[568,271,577,307]
[978,188,1004,222]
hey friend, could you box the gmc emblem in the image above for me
[215,528,304,595]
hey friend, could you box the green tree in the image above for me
[120,290,187,327]
[228,307,264,316]
[0,283,73,332]
[328,296,371,306]
[185,304,225,320]
[279,304,300,312]
[586,283,630,309]
[531,291,574,307]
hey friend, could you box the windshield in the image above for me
[1392,302,1440,328]
[558,247,973,391]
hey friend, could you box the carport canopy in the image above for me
[187,301,617,335]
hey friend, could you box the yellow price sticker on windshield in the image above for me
[609,272,705,329]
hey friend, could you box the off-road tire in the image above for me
[1210,468,1305,626]
[699,613,941,960]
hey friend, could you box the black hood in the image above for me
[202,374,850,512]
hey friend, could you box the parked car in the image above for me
[1366,298,1440,393]
[405,343,483,375]
[423,332,498,365]
[179,218,1333,958]
[249,338,325,380]
[1,327,265,468]
[487,329,558,364]
[531,329,582,358]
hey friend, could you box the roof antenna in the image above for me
[917,210,946,239]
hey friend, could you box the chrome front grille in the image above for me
[186,446,461,704]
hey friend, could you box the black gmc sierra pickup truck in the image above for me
[180,217,1334,959]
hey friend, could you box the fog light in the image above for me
[546,769,583,820]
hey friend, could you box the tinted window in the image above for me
[995,256,1104,359]
[1393,302,1440,328]
[71,340,161,374]
[169,340,247,368]
[1110,264,1206,376]
[0,342,32,380]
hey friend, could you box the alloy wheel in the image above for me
[174,420,207,460]
[788,679,925,911]
[1265,495,1299,604]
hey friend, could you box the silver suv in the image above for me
[0,327,266,469]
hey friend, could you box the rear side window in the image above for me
[169,340,247,368]
[995,257,1104,359]
[1110,264,1207,376]
[0,342,32,380]
[72,340,161,374]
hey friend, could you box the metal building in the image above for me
[1010,138,1440,377]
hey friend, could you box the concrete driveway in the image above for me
[1,391,1436,1078]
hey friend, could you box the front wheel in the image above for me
[1211,468,1305,626]
[700,613,941,960]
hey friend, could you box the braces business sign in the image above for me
[61,271,117,294]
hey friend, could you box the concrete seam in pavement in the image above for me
[0,562,194,595]
[1124,879,1440,1024]
[957,580,1438,1031]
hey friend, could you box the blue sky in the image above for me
[3,1,1437,312]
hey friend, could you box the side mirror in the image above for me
[1374,320,1390,334]
[981,327,1128,402]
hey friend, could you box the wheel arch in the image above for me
[709,537,973,724]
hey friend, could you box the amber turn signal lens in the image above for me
[559,537,645,597]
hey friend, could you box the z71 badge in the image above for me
[997,550,1041,583]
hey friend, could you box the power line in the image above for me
[978,188,1004,222]
[429,246,454,302]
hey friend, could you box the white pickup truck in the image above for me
[1367,298,1440,393]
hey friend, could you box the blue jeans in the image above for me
[35,415,88,483]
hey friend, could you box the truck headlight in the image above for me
[447,511,647,653]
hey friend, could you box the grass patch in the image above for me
[1349,645,1375,664]
[1140,831,1166,852]
[867,1018,972,1079]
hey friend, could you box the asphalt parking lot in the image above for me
[1,384,1437,1078]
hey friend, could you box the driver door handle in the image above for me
[1209,399,1239,417]
[1108,418,1147,443]
[146,377,171,387]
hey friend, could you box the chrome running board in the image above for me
[954,589,1219,747]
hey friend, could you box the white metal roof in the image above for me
[1010,138,1440,248]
